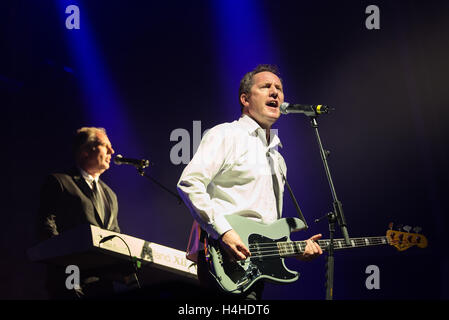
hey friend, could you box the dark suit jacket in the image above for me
[38,167,120,240]
[38,167,121,298]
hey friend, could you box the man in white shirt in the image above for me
[177,65,322,299]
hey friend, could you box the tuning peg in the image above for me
[413,226,422,234]
[388,222,394,230]
[403,225,412,233]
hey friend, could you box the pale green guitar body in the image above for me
[206,215,307,294]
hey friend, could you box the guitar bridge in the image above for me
[235,262,261,288]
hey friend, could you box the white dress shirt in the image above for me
[177,115,287,260]
[78,167,99,190]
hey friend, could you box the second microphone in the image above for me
[114,154,150,168]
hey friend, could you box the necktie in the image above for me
[91,180,105,224]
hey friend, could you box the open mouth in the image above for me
[266,100,278,108]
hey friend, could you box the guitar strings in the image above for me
[246,236,396,259]
[248,237,389,250]
[245,236,386,246]
[247,236,388,248]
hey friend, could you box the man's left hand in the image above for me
[297,234,323,261]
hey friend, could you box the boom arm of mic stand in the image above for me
[136,167,183,205]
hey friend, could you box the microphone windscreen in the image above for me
[113,154,123,165]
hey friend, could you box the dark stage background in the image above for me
[1,0,448,300]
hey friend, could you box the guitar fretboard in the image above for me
[277,236,389,257]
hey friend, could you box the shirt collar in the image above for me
[78,167,99,185]
[238,114,283,149]
[238,114,261,134]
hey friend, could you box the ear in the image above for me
[240,93,250,108]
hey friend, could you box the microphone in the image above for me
[280,102,331,116]
[114,154,150,168]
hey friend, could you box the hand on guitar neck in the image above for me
[219,229,251,261]
[296,234,323,261]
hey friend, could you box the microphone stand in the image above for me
[309,116,350,300]
[134,165,183,205]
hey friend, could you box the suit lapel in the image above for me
[70,168,105,227]
[72,173,92,198]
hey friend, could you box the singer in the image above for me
[177,64,322,300]
[37,127,124,299]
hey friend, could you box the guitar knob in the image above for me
[403,225,412,233]
[413,226,422,234]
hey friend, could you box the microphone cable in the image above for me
[99,235,142,289]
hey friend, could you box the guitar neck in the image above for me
[278,236,389,257]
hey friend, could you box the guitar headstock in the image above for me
[386,223,428,251]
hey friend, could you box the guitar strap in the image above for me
[279,169,309,229]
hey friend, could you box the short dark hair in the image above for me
[238,64,282,111]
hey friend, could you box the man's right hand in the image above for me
[219,229,251,261]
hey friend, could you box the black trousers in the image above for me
[196,250,264,301]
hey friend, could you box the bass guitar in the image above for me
[204,215,427,294]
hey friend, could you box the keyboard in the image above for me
[27,224,198,285]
